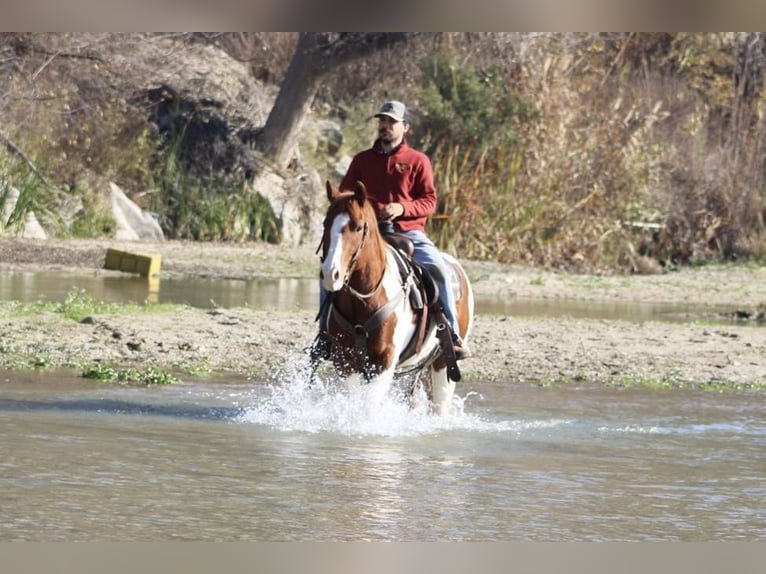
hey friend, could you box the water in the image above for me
[2,269,764,541]
[0,270,317,310]
[1,369,763,541]
[0,269,749,323]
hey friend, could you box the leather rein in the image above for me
[317,220,411,356]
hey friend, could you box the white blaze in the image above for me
[321,213,350,292]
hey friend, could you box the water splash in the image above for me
[236,357,522,437]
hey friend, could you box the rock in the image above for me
[20,211,47,239]
[317,120,344,155]
[108,182,164,241]
[332,155,352,181]
[247,165,324,247]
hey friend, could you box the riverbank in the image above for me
[2,237,765,389]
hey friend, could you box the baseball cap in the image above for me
[374,100,410,123]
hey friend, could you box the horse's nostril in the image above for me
[333,270,340,281]
[319,270,324,280]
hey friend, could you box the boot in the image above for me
[451,332,470,361]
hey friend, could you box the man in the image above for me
[311,100,469,364]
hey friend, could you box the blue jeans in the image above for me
[318,230,460,335]
[402,230,460,334]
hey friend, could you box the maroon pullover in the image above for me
[340,139,437,233]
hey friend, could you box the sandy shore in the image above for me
[1,237,765,389]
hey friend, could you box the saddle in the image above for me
[381,227,462,381]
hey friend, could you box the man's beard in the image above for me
[378,130,394,143]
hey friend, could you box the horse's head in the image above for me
[320,180,382,292]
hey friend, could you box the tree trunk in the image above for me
[257,34,321,170]
[257,32,413,171]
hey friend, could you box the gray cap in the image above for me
[374,100,410,123]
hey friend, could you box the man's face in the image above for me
[377,116,408,144]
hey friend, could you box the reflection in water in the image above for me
[0,269,753,324]
[146,277,160,303]
[0,270,317,311]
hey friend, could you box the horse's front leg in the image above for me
[340,364,395,412]
[348,342,396,401]
[359,366,397,406]
[430,365,456,417]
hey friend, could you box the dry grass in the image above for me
[1,33,764,272]
[425,33,766,273]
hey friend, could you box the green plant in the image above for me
[56,288,122,322]
[150,119,280,242]
[419,34,766,272]
[66,181,116,238]
[82,363,180,385]
[0,154,56,236]
[2,289,177,322]
[82,364,118,381]
[415,53,537,155]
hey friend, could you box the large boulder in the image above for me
[248,166,325,247]
[4,34,340,247]
[99,35,339,248]
[109,182,164,241]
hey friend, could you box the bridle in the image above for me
[318,212,410,371]
[342,220,378,297]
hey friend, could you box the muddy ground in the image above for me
[1,237,765,389]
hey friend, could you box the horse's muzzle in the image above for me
[320,264,344,291]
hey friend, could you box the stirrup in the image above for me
[435,322,461,382]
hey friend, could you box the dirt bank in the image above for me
[1,237,765,389]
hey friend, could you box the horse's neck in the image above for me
[348,237,388,293]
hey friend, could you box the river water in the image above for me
[1,270,764,541]
[1,369,764,541]
[0,268,751,323]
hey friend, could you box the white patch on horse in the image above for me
[383,249,418,355]
[321,212,350,292]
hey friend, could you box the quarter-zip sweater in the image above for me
[340,139,437,233]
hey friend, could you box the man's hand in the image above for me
[380,202,404,220]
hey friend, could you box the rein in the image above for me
[319,200,419,373]
[330,231,411,361]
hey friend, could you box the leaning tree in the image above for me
[255,32,413,170]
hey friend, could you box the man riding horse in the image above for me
[311,99,469,366]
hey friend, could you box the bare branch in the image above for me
[0,130,50,188]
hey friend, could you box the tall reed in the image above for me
[425,33,766,272]
[0,155,54,235]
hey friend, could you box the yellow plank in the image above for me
[104,248,162,278]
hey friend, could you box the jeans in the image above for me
[401,230,460,334]
[318,230,460,335]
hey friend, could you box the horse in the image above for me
[315,180,474,416]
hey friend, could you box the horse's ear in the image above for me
[326,180,340,203]
[354,181,367,204]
